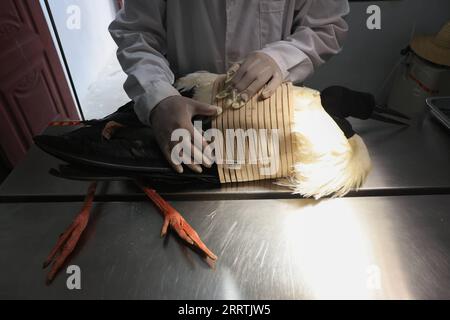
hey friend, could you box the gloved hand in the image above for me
[150,96,222,174]
[228,51,283,104]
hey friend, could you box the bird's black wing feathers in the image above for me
[34,102,219,184]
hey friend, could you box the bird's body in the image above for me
[38,72,374,283]
[175,72,372,199]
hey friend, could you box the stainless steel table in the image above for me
[1,196,449,299]
[0,113,449,299]
[1,114,450,201]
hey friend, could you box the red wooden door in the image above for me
[0,0,79,167]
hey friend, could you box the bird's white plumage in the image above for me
[175,72,371,199]
[279,86,371,198]
[175,71,218,104]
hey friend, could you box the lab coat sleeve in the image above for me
[109,0,180,125]
[260,0,350,83]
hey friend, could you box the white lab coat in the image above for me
[109,0,350,125]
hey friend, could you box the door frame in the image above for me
[41,0,84,120]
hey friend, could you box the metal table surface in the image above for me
[1,195,449,299]
[1,114,450,201]
[1,113,449,300]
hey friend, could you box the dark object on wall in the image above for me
[0,166,11,185]
[0,148,11,184]
[0,149,11,184]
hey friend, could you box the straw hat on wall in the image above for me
[411,21,450,67]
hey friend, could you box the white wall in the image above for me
[306,0,450,103]
[42,0,118,110]
[41,0,450,111]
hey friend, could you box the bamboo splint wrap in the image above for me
[211,78,295,183]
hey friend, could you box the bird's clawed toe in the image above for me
[43,182,97,284]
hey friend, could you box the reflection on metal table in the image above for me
[1,196,449,299]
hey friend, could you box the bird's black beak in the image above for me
[321,86,410,126]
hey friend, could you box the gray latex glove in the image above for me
[150,96,222,174]
[228,52,284,105]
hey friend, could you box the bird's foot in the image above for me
[43,182,97,284]
[160,205,218,262]
[140,185,218,262]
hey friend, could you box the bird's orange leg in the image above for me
[43,182,97,284]
[137,182,218,262]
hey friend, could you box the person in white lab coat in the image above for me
[109,0,350,173]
